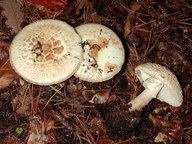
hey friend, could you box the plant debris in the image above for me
[0,0,23,33]
[0,0,192,143]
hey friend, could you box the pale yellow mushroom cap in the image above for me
[74,23,125,82]
[10,19,82,85]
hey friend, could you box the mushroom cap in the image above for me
[135,63,183,107]
[10,19,82,85]
[74,23,125,82]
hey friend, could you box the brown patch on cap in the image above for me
[105,63,117,73]
[42,44,52,55]
[53,46,64,54]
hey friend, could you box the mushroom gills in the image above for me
[129,77,164,111]
[157,85,182,107]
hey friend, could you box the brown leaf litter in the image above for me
[0,0,192,143]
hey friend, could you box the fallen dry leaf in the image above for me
[76,0,86,14]
[0,58,19,89]
[96,136,113,144]
[0,0,23,33]
[88,88,111,104]
[27,116,49,144]
[12,94,31,115]
[86,12,101,23]
[3,135,18,144]
[123,1,141,38]
[27,0,68,12]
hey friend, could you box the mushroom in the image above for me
[9,19,82,85]
[74,23,125,82]
[128,63,183,111]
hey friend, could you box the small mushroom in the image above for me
[129,63,183,111]
[74,23,125,82]
[9,19,82,85]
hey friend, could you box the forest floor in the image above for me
[0,0,192,143]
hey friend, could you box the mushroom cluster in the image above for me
[9,19,184,139]
[9,20,125,85]
[9,20,183,107]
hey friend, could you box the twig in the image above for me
[34,86,42,115]
[120,3,151,17]
[133,20,156,29]
[169,41,182,49]
[114,136,147,144]
[143,28,153,57]
[73,116,94,144]
[134,28,151,33]
[42,85,65,110]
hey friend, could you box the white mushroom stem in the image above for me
[129,88,157,111]
[129,77,164,111]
